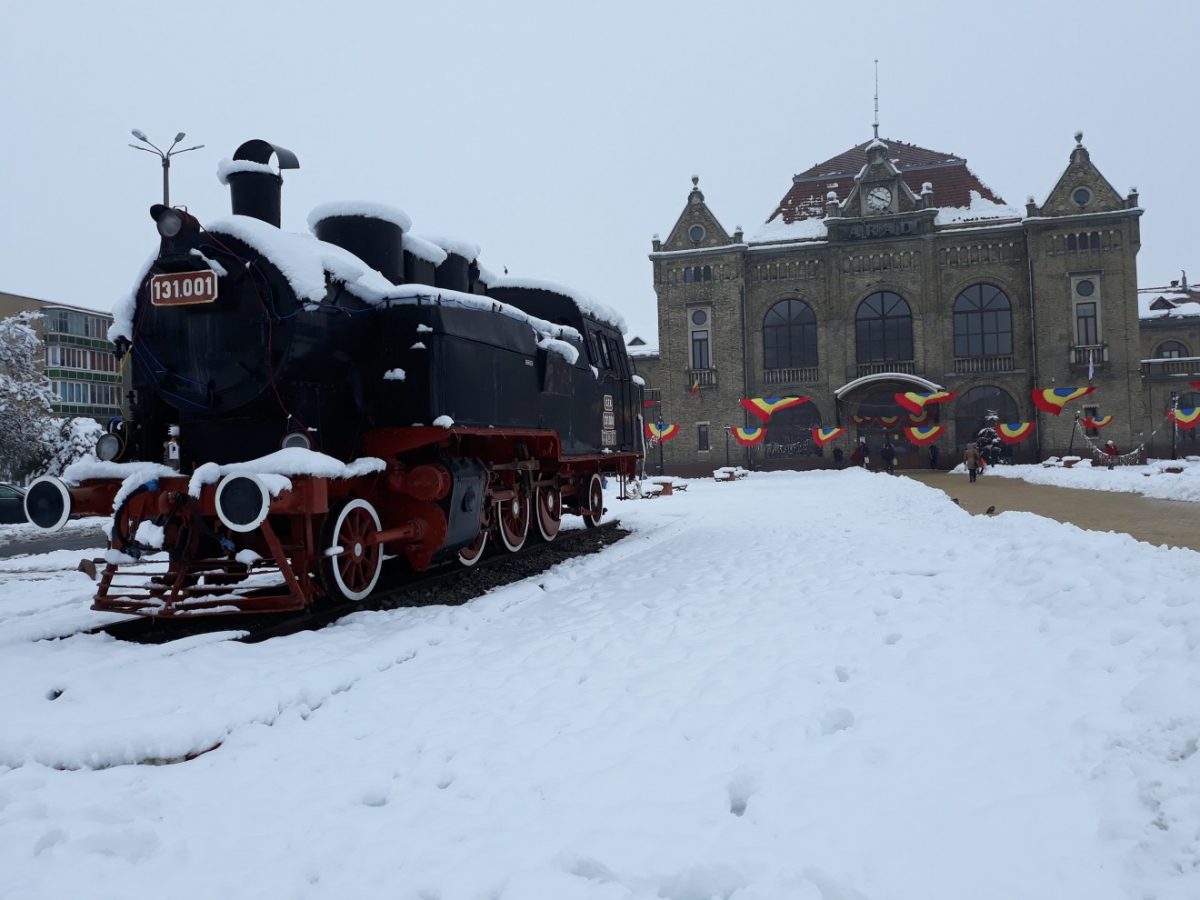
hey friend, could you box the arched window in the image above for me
[954,385,1018,449]
[762,402,823,459]
[855,291,912,363]
[1155,340,1189,359]
[953,284,1013,357]
[683,267,694,284]
[703,265,712,282]
[1067,234,1077,251]
[763,299,818,369]
[1089,231,1101,250]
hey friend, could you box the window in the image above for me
[953,284,1012,357]
[1073,187,1092,207]
[688,224,706,242]
[683,267,694,284]
[855,291,912,363]
[697,423,710,452]
[763,299,818,369]
[1075,278,1096,297]
[690,329,710,370]
[1075,302,1098,345]
[1067,234,1078,252]
[702,265,712,282]
[1084,404,1100,436]
[593,333,612,369]
[691,309,708,326]
[954,386,1018,449]
[1155,340,1189,359]
[1089,231,1101,250]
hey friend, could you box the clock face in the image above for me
[866,186,892,212]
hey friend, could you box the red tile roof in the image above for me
[769,138,1005,224]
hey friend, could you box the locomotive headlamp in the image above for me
[215,473,272,533]
[24,477,72,532]
[95,432,123,462]
[151,204,185,239]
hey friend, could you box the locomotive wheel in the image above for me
[457,530,488,567]
[581,473,605,529]
[321,499,383,602]
[496,485,531,553]
[535,486,562,542]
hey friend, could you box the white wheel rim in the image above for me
[457,530,488,567]
[536,487,562,541]
[497,496,529,552]
[328,499,383,601]
[584,473,603,522]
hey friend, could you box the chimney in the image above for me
[223,139,299,227]
[310,204,411,286]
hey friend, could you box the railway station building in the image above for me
[634,132,1199,473]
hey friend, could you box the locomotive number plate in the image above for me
[150,270,219,306]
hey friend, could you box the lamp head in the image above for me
[174,132,185,142]
[131,129,148,141]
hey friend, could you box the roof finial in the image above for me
[873,59,880,140]
[1074,130,1084,147]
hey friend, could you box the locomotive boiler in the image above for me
[24,139,643,615]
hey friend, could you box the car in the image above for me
[0,483,28,524]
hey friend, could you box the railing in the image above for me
[855,360,915,378]
[1140,356,1200,380]
[953,355,1015,375]
[763,366,820,385]
[1069,343,1108,368]
[643,388,662,402]
[686,368,718,389]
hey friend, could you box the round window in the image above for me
[1072,187,1092,207]
[691,309,708,326]
[688,224,706,242]
[1076,279,1096,297]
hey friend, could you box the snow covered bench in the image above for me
[713,467,749,482]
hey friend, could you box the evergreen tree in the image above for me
[975,409,1002,465]
[0,313,57,479]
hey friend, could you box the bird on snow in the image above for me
[985,505,997,516]
[952,498,961,506]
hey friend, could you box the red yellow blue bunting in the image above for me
[894,390,957,414]
[645,422,680,442]
[904,424,944,446]
[740,396,809,422]
[1031,386,1096,415]
[1169,408,1200,430]
[1190,380,1200,392]
[851,415,873,426]
[1081,415,1113,429]
[811,426,846,448]
[731,426,767,446]
[907,409,931,425]
[996,422,1035,444]
[878,415,901,427]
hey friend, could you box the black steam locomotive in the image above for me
[25,139,643,616]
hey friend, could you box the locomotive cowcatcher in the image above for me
[24,139,643,617]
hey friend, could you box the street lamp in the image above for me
[1170,391,1179,460]
[723,424,731,467]
[129,129,204,206]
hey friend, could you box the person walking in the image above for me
[929,444,940,470]
[881,439,897,475]
[1104,440,1118,470]
[963,442,981,483]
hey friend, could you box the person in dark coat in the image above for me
[929,444,940,470]
[881,440,897,475]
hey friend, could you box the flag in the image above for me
[645,422,680,441]
[1168,408,1200,430]
[851,414,874,426]
[1081,415,1113,429]
[811,426,846,448]
[1031,386,1096,415]
[740,396,809,422]
[907,409,931,425]
[996,422,1035,444]
[642,399,657,408]
[689,376,700,395]
[904,424,944,446]
[894,390,957,414]
[1190,380,1200,392]
[878,415,901,427]
[731,426,767,446]
[1087,348,1095,382]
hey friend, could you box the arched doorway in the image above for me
[954,386,1020,462]
[761,402,822,461]
[835,373,947,470]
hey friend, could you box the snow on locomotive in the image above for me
[24,139,643,616]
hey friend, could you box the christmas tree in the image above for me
[975,409,1002,465]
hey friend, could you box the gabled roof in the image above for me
[769,138,1004,224]
[1138,279,1200,321]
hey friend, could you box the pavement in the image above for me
[0,531,106,560]
[905,468,1200,553]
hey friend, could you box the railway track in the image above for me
[81,520,629,645]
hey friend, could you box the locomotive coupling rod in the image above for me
[367,521,426,546]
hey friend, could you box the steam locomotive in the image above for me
[24,139,643,616]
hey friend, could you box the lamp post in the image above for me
[657,419,665,476]
[1170,391,1179,460]
[129,129,204,206]
[724,424,731,467]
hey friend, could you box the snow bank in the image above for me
[977,458,1200,502]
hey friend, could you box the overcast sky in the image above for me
[1,1,1195,343]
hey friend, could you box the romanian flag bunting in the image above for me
[731,426,767,446]
[904,424,944,446]
[851,415,873,426]
[811,426,846,448]
[1081,415,1113,429]
[894,390,957,414]
[1169,408,1200,430]
[645,422,680,442]
[642,399,658,408]
[1032,386,1096,415]
[740,396,809,422]
[996,422,1035,444]
[1190,380,1200,392]
[878,415,901,427]
[907,409,931,425]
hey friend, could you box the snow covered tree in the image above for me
[975,409,1002,465]
[0,313,57,480]
[38,416,105,477]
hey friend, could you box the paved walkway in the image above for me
[904,469,1200,553]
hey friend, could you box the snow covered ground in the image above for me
[2,470,1199,900]
[958,457,1200,502]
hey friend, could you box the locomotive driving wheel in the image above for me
[457,530,488,567]
[496,482,531,553]
[535,485,562,542]
[581,472,605,529]
[321,499,383,602]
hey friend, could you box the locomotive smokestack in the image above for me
[309,203,412,286]
[219,139,299,227]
